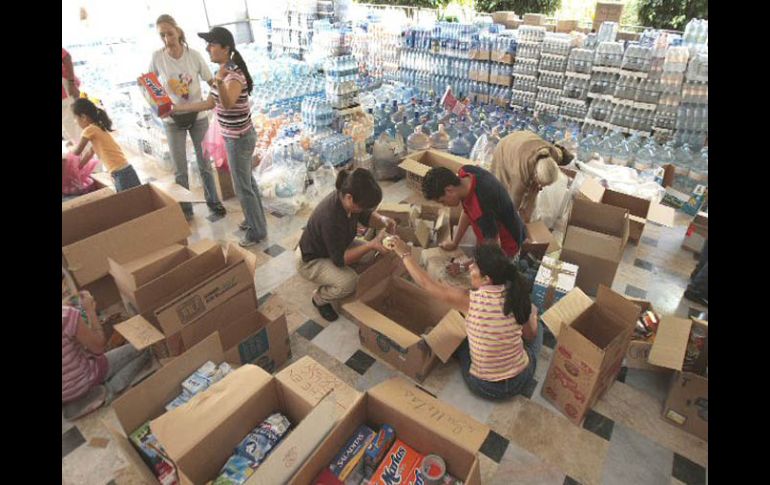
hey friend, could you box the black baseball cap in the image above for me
[197,26,234,48]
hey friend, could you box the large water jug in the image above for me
[634,138,658,173]
[407,125,431,152]
[449,133,472,157]
[596,134,615,164]
[429,123,451,150]
[373,132,402,180]
[673,143,694,192]
[613,137,635,167]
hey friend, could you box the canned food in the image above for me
[421,454,446,485]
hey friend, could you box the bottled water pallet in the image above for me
[612,98,657,111]
[592,66,620,74]
[565,71,591,80]
[586,93,614,101]
[619,69,649,79]
[538,68,565,76]
[559,114,585,124]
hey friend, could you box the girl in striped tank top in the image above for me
[391,240,543,400]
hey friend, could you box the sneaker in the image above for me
[683,288,708,307]
[238,236,259,248]
[62,385,108,421]
[210,204,227,216]
[239,220,249,231]
[312,297,339,322]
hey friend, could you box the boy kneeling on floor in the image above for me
[296,168,397,322]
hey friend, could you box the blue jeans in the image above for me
[164,117,223,215]
[223,127,267,241]
[457,319,544,400]
[112,165,141,192]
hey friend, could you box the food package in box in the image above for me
[329,425,376,481]
[138,72,173,117]
[531,256,579,314]
[129,421,179,485]
[370,440,424,485]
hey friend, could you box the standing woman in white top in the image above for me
[149,14,227,221]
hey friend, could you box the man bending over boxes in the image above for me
[422,165,527,259]
[391,239,543,400]
[297,168,397,322]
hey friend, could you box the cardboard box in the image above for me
[109,240,227,319]
[398,150,474,192]
[593,2,624,31]
[107,333,359,484]
[556,19,579,33]
[531,256,578,315]
[560,198,629,296]
[62,183,191,287]
[647,317,708,441]
[682,185,707,216]
[578,177,675,243]
[682,212,708,254]
[215,166,236,200]
[522,220,561,260]
[523,13,546,26]
[341,255,467,382]
[61,187,115,211]
[540,286,640,425]
[82,275,122,312]
[291,377,490,485]
[623,298,665,372]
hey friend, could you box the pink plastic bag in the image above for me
[62,153,99,195]
[202,121,228,171]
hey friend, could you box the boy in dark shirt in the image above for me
[422,165,527,258]
[297,168,396,321]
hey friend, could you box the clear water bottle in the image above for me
[407,125,431,152]
[429,123,451,150]
[673,143,694,192]
[634,138,658,173]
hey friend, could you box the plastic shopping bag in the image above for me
[62,153,99,195]
[202,121,228,171]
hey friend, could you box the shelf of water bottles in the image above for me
[251,73,325,115]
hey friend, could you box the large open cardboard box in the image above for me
[522,220,561,260]
[560,198,629,296]
[341,255,467,382]
[398,150,474,192]
[61,187,115,211]
[540,286,640,425]
[290,377,490,485]
[623,298,668,372]
[682,211,708,254]
[648,317,708,441]
[578,177,675,243]
[107,333,359,484]
[62,183,190,287]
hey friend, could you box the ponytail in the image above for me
[231,49,253,94]
[474,243,532,324]
[72,97,114,132]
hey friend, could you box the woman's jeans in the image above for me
[164,117,223,215]
[111,165,141,192]
[457,320,544,400]
[223,127,267,241]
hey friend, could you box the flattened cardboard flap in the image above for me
[578,176,606,203]
[399,158,431,177]
[540,287,593,337]
[596,285,641,329]
[415,219,433,248]
[151,365,272,461]
[342,301,421,349]
[369,377,490,454]
[115,315,166,350]
[647,316,694,371]
[275,356,361,413]
[424,310,467,363]
[646,202,676,227]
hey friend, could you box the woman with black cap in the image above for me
[168,26,267,247]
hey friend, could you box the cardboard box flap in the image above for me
[369,377,490,454]
[245,392,344,485]
[225,242,257,275]
[569,198,628,238]
[275,356,361,413]
[398,158,432,177]
[415,219,433,248]
[104,420,162,485]
[424,310,467,363]
[115,315,166,351]
[378,202,413,216]
[540,287,593,337]
[355,254,404,298]
[647,316,694,371]
[112,332,225,435]
[578,176,605,203]
[108,244,187,290]
[596,285,641,328]
[151,364,272,461]
[150,181,206,203]
[342,301,421,349]
[189,239,220,255]
[646,202,676,227]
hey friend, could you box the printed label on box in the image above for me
[238,328,270,365]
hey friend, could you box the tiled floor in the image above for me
[62,152,708,484]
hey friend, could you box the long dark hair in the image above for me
[229,48,253,94]
[474,243,532,324]
[72,98,114,132]
[335,168,382,209]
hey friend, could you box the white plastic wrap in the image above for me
[531,171,570,229]
[575,160,665,203]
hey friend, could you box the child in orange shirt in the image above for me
[70,98,142,192]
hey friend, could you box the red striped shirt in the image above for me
[466,285,529,381]
[211,68,252,139]
[62,306,107,403]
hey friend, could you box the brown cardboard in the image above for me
[377,202,413,227]
[560,198,629,296]
[216,167,236,200]
[291,377,488,485]
[342,272,466,382]
[154,259,254,335]
[578,177,675,243]
[110,333,360,485]
[522,220,561,260]
[523,13,545,25]
[399,150,474,191]
[622,299,667,372]
[82,275,122,311]
[556,19,579,33]
[61,187,115,211]
[541,286,640,425]
[108,244,187,293]
[62,183,191,287]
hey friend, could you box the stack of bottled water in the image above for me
[511,26,546,111]
[268,0,320,59]
[311,132,355,166]
[325,45,360,110]
[536,34,573,116]
[682,19,708,50]
[621,44,653,72]
[301,97,334,131]
[653,45,689,133]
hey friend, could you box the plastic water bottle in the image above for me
[407,125,430,152]
[429,123,451,150]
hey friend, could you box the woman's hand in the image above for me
[369,230,390,254]
[392,237,410,258]
[439,240,458,251]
